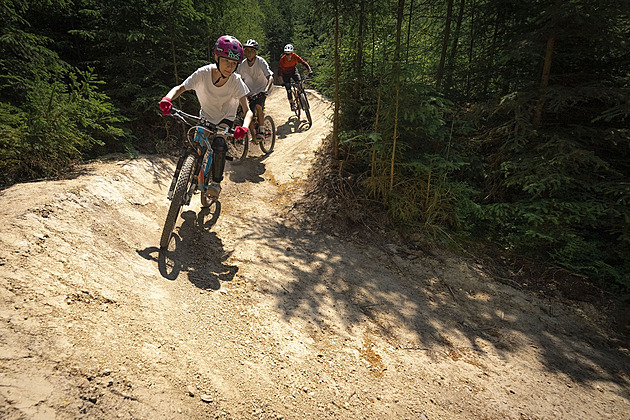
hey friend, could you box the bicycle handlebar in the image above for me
[168,108,234,137]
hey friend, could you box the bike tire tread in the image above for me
[160,153,196,249]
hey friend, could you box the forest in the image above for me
[1,0,628,298]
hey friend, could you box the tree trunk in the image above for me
[533,0,562,129]
[466,0,476,98]
[353,1,366,122]
[333,0,340,159]
[405,0,414,64]
[445,0,465,92]
[390,0,405,191]
[436,0,454,90]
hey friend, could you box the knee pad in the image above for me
[212,136,226,154]
[211,136,227,182]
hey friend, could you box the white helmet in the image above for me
[284,44,294,53]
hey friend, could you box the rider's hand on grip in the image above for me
[159,96,172,116]
[234,126,248,139]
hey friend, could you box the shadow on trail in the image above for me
[137,204,237,290]
[234,215,630,400]
[276,116,311,139]
[226,155,267,184]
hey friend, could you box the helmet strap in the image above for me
[214,58,229,86]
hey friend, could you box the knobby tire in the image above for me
[259,116,276,154]
[228,134,248,162]
[299,91,312,126]
[160,153,196,249]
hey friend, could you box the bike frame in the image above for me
[288,75,312,126]
[160,107,235,249]
[167,109,231,202]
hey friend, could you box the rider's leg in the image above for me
[291,70,302,110]
[282,74,295,109]
[247,98,257,134]
[256,103,264,130]
[207,133,227,198]
[282,74,293,101]
[210,135,226,183]
[292,68,302,84]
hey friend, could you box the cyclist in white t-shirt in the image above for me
[237,39,274,141]
[159,35,253,199]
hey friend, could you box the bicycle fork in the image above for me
[198,148,213,196]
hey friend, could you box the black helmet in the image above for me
[244,39,259,50]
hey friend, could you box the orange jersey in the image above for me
[278,53,308,75]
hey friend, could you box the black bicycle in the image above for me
[248,91,276,154]
[234,92,276,156]
[160,108,236,249]
[289,75,312,127]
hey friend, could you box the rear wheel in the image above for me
[259,116,276,154]
[227,134,248,162]
[299,91,312,126]
[160,153,195,249]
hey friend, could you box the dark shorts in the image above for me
[247,93,266,110]
[281,69,301,87]
[218,118,234,128]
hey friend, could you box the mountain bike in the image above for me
[160,108,237,249]
[248,91,276,154]
[234,92,276,155]
[289,74,312,127]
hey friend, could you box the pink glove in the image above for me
[159,96,172,116]
[234,126,248,139]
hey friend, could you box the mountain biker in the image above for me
[159,35,253,199]
[277,44,312,112]
[237,39,274,142]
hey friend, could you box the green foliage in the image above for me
[5,0,630,298]
[465,78,630,293]
[312,0,630,298]
[0,68,126,185]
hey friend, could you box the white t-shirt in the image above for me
[183,64,249,124]
[237,56,273,96]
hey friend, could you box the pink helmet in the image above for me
[214,35,244,61]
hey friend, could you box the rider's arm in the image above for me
[239,96,254,128]
[303,61,312,74]
[260,58,274,93]
[295,54,312,74]
[165,84,187,101]
[265,75,274,93]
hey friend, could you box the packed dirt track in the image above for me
[1,88,629,419]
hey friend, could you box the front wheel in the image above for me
[227,134,248,162]
[259,116,276,154]
[160,153,196,249]
[292,87,301,119]
[299,91,312,126]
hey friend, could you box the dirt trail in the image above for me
[0,87,629,420]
